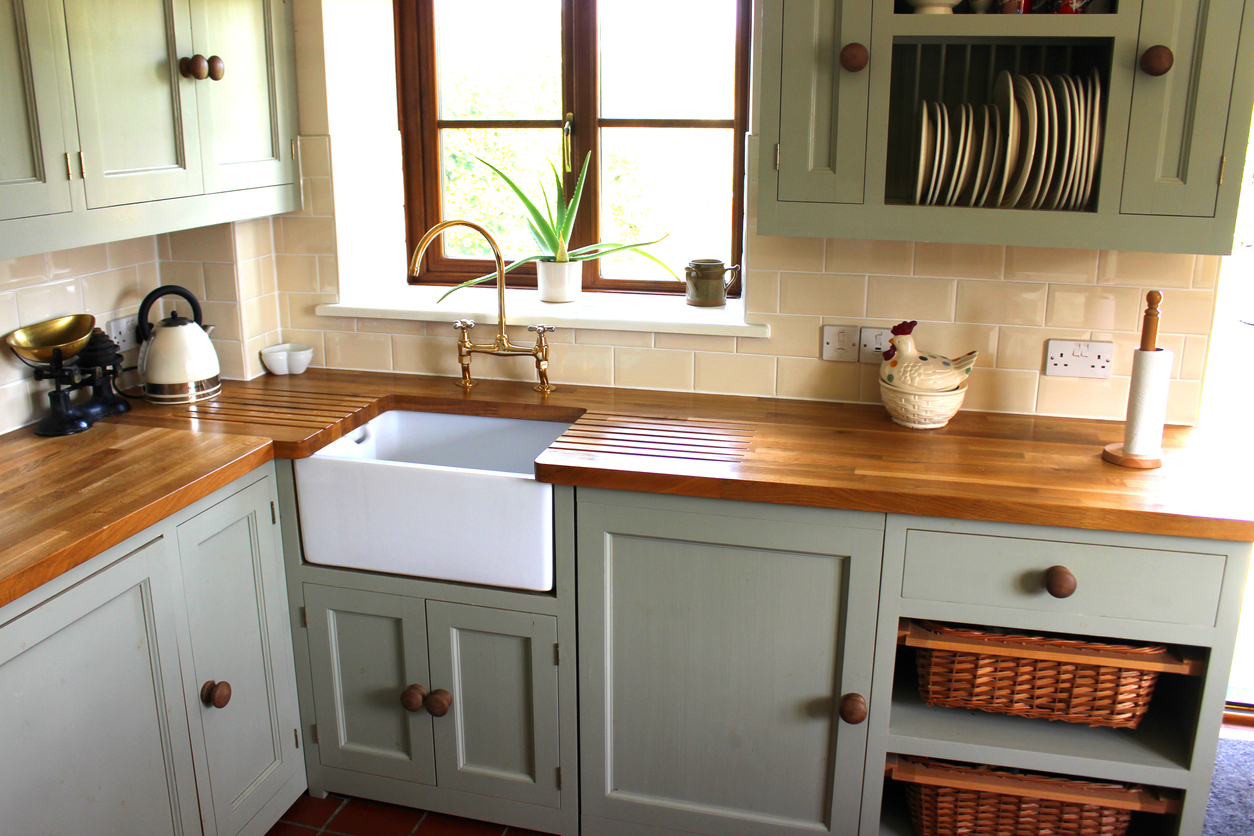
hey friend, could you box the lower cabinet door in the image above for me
[0,535,201,836]
[577,492,883,836]
[175,477,301,836]
[304,583,437,785]
[427,600,561,807]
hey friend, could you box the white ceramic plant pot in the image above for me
[536,260,581,303]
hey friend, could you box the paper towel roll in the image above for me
[1123,348,1173,457]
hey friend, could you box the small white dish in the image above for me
[1081,68,1102,209]
[915,100,935,205]
[945,103,970,206]
[992,71,1017,207]
[1002,74,1036,208]
[1024,73,1055,209]
[928,102,951,206]
[963,104,989,206]
[978,103,1003,208]
[1044,75,1073,210]
[261,342,314,375]
[1064,73,1087,210]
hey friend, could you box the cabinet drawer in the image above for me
[902,529,1227,627]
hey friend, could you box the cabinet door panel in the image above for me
[0,0,72,220]
[305,583,437,785]
[578,496,882,836]
[192,0,297,192]
[0,537,200,836]
[175,478,298,836]
[1121,0,1242,217]
[62,0,202,207]
[777,0,871,204]
[427,601,561,807]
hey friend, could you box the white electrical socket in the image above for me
[859,327,893,363]
[1044,339,1114,378]
[105,314,140,353]
[821,324,860,362]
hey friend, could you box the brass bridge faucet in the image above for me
[409,219,556,393]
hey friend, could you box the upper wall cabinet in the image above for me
[757,0,1254,255]
[0,0,299,259]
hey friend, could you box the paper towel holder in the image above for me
[1103,291,1165,469]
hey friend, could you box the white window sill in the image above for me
[320,285,771,337]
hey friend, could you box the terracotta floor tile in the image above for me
[265,822,321,836]
[415,811,507,836]
[281,793,348,828]
[324,797,427,836]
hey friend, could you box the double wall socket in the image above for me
[105,314,140,353]
[1044,339,1114,378]
[820,324,860,362]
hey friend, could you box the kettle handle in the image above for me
[137,285,203,341]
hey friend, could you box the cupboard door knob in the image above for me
[207,55,225,81]
[1045,565,1077,598]
[839,43,869,73]
[424,688,453,717]
[180,54,209,80]
[1139,45,1174,76]
[839,693,867,724]
[200,680,232,708]
[401,683,428,712]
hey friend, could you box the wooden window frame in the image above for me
[396,0,751,296]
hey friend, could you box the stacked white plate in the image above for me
[914,68,1102,211]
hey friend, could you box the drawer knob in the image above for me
[200,680,232,709]
[839,692,867,725]
[1139,45,1174,77]
[207,55,225,81]
[424,688,453,717]
[401,683,428,712]
[839,43,869,73]
[1045,565,1078,599]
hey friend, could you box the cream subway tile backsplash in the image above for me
[80,267,141,316]
[1167,380,1203,426]
[1148,288,1219,335]
[1036,375,1132,419]
[1004,247,1098,284]
[287,292,354,331]
[391,334,460,377]
[16,279,82,324]
[235,219,274,261]
[169,223,235,263]
[358,317,427,336]
[1093,331,1184,378]
[780,272,865,317]
[655,332,736,352]
[776,356,861,401]
[158,261,208,302]
[956,280,1047,326]
[243,294,281,338]
[238,256,276,301]
[470,350,540,383]
[298,136,331,177]
[318,256,338,292]
[910,323,998,368]
[825,238,912,276]
[276,254,320,292]
[106,237,157,269]
[1045,285,1143,331]
[308,177,335,217]
[735,313,822,357]
[47,244,108,280]
[742,226,825,272]
[281,329,326,367]
[962,368,1039,414]
[1098,250,1196,287]
[203,262,239,302]
[543,343,614,387]
[244,334,279,379]
[279,216,336,256]
[866,275,955,322]
[324,331,392,371]
[0,293,22,386]
[615,347,694,390]
[201,300,243,342]
[504,323,574,345]
[997,326,1086,370]
[914,242,1003,280]
[1181,336,1208,380]
[743,270,779,314]
[0,253,50,291]
[574,328,653,347]
[137,261,160,297]
[1193,255,1220,288]
[695,352,776,397]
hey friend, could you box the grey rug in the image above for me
[1204,736,1254,835]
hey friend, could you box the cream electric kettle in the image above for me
[136,285,221,404]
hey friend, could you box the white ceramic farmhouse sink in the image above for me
[292,410,572,591]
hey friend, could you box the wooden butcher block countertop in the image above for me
[3,369,1250,608]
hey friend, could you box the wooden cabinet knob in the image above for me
[1139,45,1174,76]
[839,692,867,725]
[200,680,232,709]
[180,54,209,80]
[1045,565,1078,599]
[839,43,869,73]
[207,55,225,81]
[401,683,428,712]
[424,688,453,717]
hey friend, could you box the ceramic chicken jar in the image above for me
[880,320,978,393]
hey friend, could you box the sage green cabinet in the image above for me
[302,585,562,808]
[0,0,74,221]
[758,0,1254,254]
[0,0,300,258]
[576,489,884,836]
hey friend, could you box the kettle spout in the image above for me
[202,323,216,337]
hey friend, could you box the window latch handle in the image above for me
[562,113,574,172]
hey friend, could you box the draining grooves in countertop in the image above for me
[550,413,755,462]
[174,390,375,428]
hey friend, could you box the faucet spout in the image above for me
[410,219,509,341]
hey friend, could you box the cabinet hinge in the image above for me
[775,143,781,171]
[554,642,560,665]
[290,138,296,161]
[65,153,72,180]
[270,501,277,524]
[311,724,318,744]
[1220,154,1227,185]
[556,766,562,789]
[78,151,85,179]
[300,606,307,627]
[294,728,300,749]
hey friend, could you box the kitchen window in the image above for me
[395,0,751,296]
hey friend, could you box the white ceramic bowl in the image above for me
[880,380,966,429]
[904,0,962,12]
[261,343,314,375]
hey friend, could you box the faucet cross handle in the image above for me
[453,318,476,333]
[528,324,556,335]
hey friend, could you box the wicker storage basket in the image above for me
[913,621,1166,728]
[891,756,1160,836]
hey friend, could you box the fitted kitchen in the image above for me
[2,1,1254,836]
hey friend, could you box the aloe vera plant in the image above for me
[437,152,677,301]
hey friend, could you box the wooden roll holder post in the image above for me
[1103,291,1165,469]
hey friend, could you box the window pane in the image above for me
[440,128,564,260]
[599,0,737,120]
[435,0,561,120]
[598,128,734,280]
